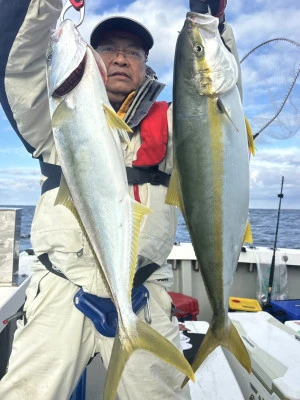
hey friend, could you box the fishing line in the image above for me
[240,38,300,140]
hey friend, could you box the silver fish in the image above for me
[167,13,252,384]
[46,19,195,400]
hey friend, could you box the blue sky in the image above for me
[0,0,299,208]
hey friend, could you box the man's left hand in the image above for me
[189,0,227,22]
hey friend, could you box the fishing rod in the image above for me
[266,176,284,307]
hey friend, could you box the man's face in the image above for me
[96,32,147,103]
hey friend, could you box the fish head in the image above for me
[180,12,238,97]
[175,16,205,77]
[46,20,107,101]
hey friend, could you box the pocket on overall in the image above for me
[23,270,50,321]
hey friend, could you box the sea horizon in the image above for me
[1,205,300,211]
[1,205,299,251]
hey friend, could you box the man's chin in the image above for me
[106,82,134,95]
[106,88,132,105]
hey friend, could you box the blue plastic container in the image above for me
[270,299,300,323]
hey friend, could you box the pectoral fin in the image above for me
[103,103,132,147]
[217,98,239,132]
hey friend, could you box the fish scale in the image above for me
[167,12,252,385]
[47,19,195,400]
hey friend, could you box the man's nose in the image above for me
[113,52,128,64]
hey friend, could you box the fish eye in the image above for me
[194,43,203,53]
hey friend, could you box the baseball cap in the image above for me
[90,16,154,52]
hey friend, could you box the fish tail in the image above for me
[104,319,195,400]
[182,319,251,387]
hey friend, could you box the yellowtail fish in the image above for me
[46,19,195,400]
[167,12,252,385]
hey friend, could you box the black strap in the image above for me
[39,162,170,195]
[37,253,68,280]
[126,166,170,187]
[133,263,161,287]
[39,252,160,288]
[39,161,62,195]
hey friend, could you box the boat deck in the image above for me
[1,246,300,399]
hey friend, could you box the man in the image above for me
[0,0,239,399]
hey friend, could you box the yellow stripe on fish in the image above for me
[169,13,252,386]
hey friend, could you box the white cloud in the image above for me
[249,147,300,209]
[231,8,300,55]
[0,168,40,205]
[1,0,299,210]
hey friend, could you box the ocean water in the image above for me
[176,209,300,249]
[1,206,299,251]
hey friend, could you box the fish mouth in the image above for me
[53,55,86,97]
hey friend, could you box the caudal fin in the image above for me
[182,319,251,387]
[104,319,195,400]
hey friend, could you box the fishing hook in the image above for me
[60,0,85,27]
